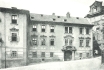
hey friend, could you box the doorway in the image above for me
[64,51,72,61]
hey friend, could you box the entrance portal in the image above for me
[64,51,72,61]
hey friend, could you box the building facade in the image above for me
[27,13,93,64]
[0,7,29,68]
[85,1,104,56]
[0,7,94,68]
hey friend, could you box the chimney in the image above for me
[52,13,55,16]
[66,12,70,18]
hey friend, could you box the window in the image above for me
[12,15,17,24]
[32,38,37,45]
[50,52,54,57]
[86,39,90,47]
[11,33,17,41]
[41,25,45,32]
[69,40,72,46]
[41,38,46,45]
[41,52,45,57]
[79,40,83,47]
[50,39,54,46]
[11,51,17,58]
[69,27,72,33]
[32,52,37,57]
[65,27,68,33]
[79,28,83,34]
[50,26,54,32]
[79,53,82,57]
[86,53,89,57]
[32,25,37,31]
[65,39,68,45]
[86,28,90,34]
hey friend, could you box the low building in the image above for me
[27,12,94,64]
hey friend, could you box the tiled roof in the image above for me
[30,13,93,25]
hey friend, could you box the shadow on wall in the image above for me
[93,39,101,57]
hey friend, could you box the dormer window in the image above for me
[31,17,34,19]
[64,19,67,22]
[53,18,56,21]
[57,16,60,18]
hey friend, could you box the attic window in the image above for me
[76,17,79,19]
[41,14,43,17]
[31,17,34,19]
[57,16,60,18]
[53,18,56,21]
[64,19,67,22]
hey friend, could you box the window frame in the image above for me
[50,52,54,57]
[41,25,46,32]
[50,39,54,46]
[86,39,90,47]
[86,28,90,34]
[41,38,46,46]
[41,52,45,57]
[79,28,84,34]
[11,33,17,42]
[32,52,37,58]
[50,26,54,33]
[11,51,17,58]
[32,25,37,32]
[11,15,17,24]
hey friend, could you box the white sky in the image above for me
[0,0,103,17]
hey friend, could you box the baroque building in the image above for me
[0,7,94,68]
[85,1,104,56]
[27,12,93,64]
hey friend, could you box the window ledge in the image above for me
[86,46,90,47]
[10,41,19,42]
[10,23,18,25]
[64,33,73,34]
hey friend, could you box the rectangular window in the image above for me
[65,27,68,33]
[80,28,83,34]
[79,40,83,47]
[32,25,37,31]
[50,26,54,32]
[50,39,54,46]
[11,51,17,58]
[41,38,46,45]
[41,52,45,57]
[79,53,82,57]
[50,52,54,57]
[41,25,45,32]
[11,33,17,41]
[86,28,89,34]
[86,39,90,47]
[69,27,72,33]
[32,38,37,45]
[32,52,37,58]
[65,39,68,45]
[86,53,89,57]
[69,40,72,46]
[12,15,17,24]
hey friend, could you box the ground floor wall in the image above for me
[0,47,27,68]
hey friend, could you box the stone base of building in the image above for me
[1,59,26,68]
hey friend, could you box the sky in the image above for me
[0,0,103,17]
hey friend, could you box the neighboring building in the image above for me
[85,1,104,56]
[27,12,94,64]
[0,7,29,68]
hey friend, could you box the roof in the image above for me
[0,7,29,14]
[30,13,93,26]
